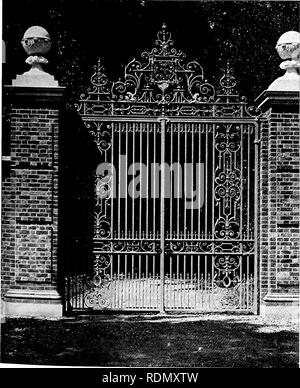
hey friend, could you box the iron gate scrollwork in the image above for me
[66,24,261,314]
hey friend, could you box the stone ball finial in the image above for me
[276,31,300,60]
[12,26,58,87]
[268,30,300,91]
[21,26,51,56]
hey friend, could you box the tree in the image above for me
[3,0,299,103]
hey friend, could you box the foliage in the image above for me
[3,1,300,103]
[200,1,300,99]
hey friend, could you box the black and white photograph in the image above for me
[0,0,299,372]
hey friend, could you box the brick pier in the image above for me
[2,87,65,317]
[256,91,299,318]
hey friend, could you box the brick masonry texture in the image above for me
[259,110,300,303]
[1,107,59,295]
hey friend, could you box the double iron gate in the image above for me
[65,25,260,314]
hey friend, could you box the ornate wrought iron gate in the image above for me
[65,25,260,314]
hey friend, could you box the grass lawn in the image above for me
[1,314,298,368]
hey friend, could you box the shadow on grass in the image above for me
[1,315,298,368]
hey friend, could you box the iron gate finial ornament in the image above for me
[218,61,239,99]
[77,24,261,119]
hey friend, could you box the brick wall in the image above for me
[1,171,16,294]
[259,97,300,304]
[1,101,61,296]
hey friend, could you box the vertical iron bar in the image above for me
[132,123,136,308]
[247,254,250,310]
[191,124,194,310]
[146,123,149,238]
[170,123,173,236]
[128,272,131,309]
[125,122,128,237]
[152,256,156,307]
[183,123,187,310]
[132,123,135,236]
[125,123,128,284]
[159,117,167,313]
[191,255,193,308]
[240,124,244,240]
[212,124,215,301]
[212,123,215,238]
[177,125,180,236]
[132,254,134,279]
[197,255,200,309]
[153,256,155,282]
[198,125,201,236]
[177,124,180,310]
[191,123,194,234]
[184,257,186,283]
[115,123,121,307]
[118,123,121,237]
[139,126,142,284]
[111,123,114,248]
[247,124,250,239]
[149,269,152,309]
[205,123,208,238]
[184,123,187,238]
[169,257,172,310]
[239,256,242,310]
[153,124,156,235]
[110,127,114,285]
[135,272,138,309]
[146,122,150,292]
[253,122,259,314]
